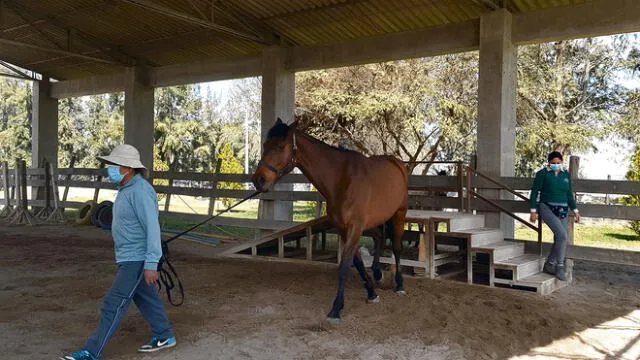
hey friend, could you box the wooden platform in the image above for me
[219,210,571,296]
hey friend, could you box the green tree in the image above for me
[0,77,32,166]
[622,147,640,235]
[217,143,246,208]
[295,55,478,175]
[516,37,628,175]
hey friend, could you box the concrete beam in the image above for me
[513,0,640,44]
[150,55,261,88]
[31,78,59,167]
[476,9,516,237]
[124,66,154,171]
[286,20,480,72]
[50,72,126,98]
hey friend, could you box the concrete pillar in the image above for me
[32,78,59,167]
[124,66,154,172]
[260,46,294,221]
[477,9,517,237]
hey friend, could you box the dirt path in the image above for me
[1,224,639,359]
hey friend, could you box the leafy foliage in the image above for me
[218,143,246,207]
[516,38,628,175]
[0,78,32,166]
[622,147,640,235]
[296,55,478,175]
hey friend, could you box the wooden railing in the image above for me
[1,164,639,226]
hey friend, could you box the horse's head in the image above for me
[252,118,297,192]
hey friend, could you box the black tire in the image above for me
[92,201,113,227]
[97,204,113,228]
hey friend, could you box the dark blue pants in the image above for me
[84,262,174,359]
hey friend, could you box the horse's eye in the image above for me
[278,144,285,151]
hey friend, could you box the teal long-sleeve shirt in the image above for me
[111,174,162,271]
[529,167,578,213]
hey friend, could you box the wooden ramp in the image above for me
[219,215,334,258]
[219,210,571,296]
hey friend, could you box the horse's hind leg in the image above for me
[353,250,379,303]
[371,225,385,284]
[390,212,407,295]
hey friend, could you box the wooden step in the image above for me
[494,254,544,280]
[406,210,485,231]
[439,228,503,247]
[493,259,573,295]
[447,214,485,231]
[473,241,524,261]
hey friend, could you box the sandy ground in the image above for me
[1,224,640,360]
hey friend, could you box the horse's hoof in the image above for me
[326,317,342,324]
[367,295,380,304]
[395,290,407,296]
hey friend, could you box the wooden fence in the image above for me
[1,167,639,224]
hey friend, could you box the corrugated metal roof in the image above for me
[0,0,595,80]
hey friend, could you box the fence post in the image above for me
[92,162,105,204]
[207,159,222,216]
[61,156,76,208]
[163,174,174,213]
[457,162,464,212]
[11,159,35,225]
[0,161,13,218]
[568,156,580,245]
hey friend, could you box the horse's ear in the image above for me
[276,117,283,125]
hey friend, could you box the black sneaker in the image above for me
[137,336,177,353]
[543,261,556,275]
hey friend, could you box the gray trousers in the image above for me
[539,203,569,265]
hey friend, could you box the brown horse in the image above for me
[252,119,408,321]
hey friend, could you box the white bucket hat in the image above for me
[97,144,146,169]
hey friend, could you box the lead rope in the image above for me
[157,191,261,306]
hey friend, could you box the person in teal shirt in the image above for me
[61,144,176,360]
[529,151,581,281]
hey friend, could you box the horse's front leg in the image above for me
[327,225,360,321]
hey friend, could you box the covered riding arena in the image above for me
[1,0,640,359]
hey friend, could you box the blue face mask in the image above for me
[549,163,562,172]
[107,165,125,183]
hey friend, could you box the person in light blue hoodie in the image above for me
[61,144,176,360]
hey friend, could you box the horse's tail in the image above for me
[377,219,395,240]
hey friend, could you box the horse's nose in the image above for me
[252,175,266,190]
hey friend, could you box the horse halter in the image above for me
[258,131,297,178]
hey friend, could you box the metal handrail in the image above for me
[463,165,543,255]
[468,167,529,202]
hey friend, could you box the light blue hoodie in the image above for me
[111,174,162,271]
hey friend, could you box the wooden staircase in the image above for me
[431,212,571,295]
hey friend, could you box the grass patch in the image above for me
[516,224,640,251]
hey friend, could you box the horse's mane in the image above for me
[267,121,362,156]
